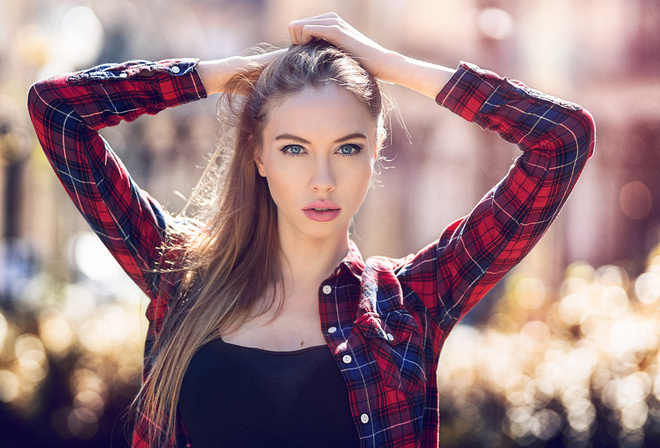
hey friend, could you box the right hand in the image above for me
[198,49,286,96]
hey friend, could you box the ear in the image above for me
[370,141,381,168]
[255,156,266,177]
[373,126,386,162]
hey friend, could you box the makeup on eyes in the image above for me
[276,133,366,157]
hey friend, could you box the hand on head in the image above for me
[287,12,391,80]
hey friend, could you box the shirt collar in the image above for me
[337,240,365,280]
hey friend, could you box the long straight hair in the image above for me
[135,40,385,445]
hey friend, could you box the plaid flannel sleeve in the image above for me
[27,59,207,299]
[401,62,596,336]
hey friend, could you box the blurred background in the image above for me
[1,0,659,446]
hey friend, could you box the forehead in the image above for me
[263,84,377,139]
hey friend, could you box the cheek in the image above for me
[261,164,299,208]
[343,160,374,198]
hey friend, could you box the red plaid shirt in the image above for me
[28,59,595,447]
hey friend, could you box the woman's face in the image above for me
[256,84,379,245]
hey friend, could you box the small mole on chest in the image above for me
[300,340,304,347]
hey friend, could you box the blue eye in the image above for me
[337,144,361,156]
[282,144,305,156]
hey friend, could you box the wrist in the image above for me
[198,49,287,96]
[197,56,250,95]
[376,51,455,99]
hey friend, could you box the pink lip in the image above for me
[302,200,341,222]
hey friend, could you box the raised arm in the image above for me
[197,49,286,95]
[420,63,595,334]
[27,51,287,324]
[27,59,207,298]
[287,12,455,98]
[289,12,596,334]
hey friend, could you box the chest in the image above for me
[179,338,360,448]
[222,293,326,351]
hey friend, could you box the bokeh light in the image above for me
[3,0,660,447]
[477,7,514,40]
[620,181,653,220]
[437,241,660,446]
[0,370,20,402]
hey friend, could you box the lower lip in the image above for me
[303,209,341,222]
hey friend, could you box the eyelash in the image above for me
[280,144,363,157]
[281,144,306,156]
[337,144,362,157]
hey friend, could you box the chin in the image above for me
[301,226,347,242]
[298,218,351,241]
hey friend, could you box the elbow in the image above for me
[27,80,54,148]
[27,80,49,124]
[27,82,39,116]
[27,80,45,108]
[558,106,596,172]
[579,107,596,159]
[574,107,596,163]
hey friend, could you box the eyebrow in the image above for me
[274,132,367,144]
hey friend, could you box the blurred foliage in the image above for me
[3,0,660,446]
[0,271,146,448]
[3,241,660,446]
[437,246,660,448]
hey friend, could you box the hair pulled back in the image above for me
[234,39,383,154]
[134,40,385,446]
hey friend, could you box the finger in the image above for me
[314,11,340,20]
[299,24,343,46]
[288,22,301,45]
[288,17,344,45]
[301,12,341,21]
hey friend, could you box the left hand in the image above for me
[288,12,455,99]
[287,12,392,81]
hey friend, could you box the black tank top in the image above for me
[179,338,360,448]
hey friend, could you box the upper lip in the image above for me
[303,200,340,211]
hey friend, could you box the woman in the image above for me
[28,12,595,448]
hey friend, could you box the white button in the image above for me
[360,413,369,424]
[327,326,337,334]
[386,333,395,342]
[342,354,352,364]
[119,72,128,78]
[322,285,332,295]
[171,65,181,74]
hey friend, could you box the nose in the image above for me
[310,155,336,193]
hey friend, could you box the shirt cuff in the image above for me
[67,58,208,105]
[434,61,501,123]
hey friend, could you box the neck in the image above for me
[278,231,349,292]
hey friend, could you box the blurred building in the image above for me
[1,1,660,447]
[1,0,658,292]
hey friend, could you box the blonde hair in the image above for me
[135,40,385,445]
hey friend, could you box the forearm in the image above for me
[28,59,206,132]
[437,62,595,161]
[286,13,455,99]
[27,60,204,294]
[410,63,595,330]
[198,49,287,95]
[375,50,456,99]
